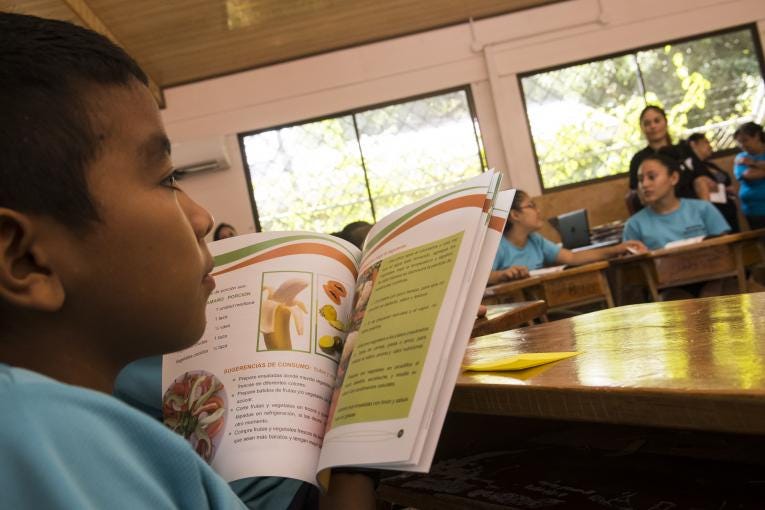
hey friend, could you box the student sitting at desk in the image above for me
[488,191,645,284]
[624,153,738,300]
[623,153,731,251]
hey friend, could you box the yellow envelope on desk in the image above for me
[463,351,578,372]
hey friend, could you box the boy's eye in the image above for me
[161,170,183,188]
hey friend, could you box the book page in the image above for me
[162,232,359,485]
[414,188,513,470]
[317,171,499,475]
[664,236,705,249]
[529,265,566,277]
[709,183,727,204]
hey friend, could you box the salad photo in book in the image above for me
[161,170,515,489]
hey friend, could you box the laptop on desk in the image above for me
[551,209,619,252]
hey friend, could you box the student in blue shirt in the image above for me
[623,153,731,250]
[488,191,645,285]
[623,153,732,299]
[0,12,373,510]
[733,122,765,230]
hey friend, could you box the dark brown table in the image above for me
[378,293,765,509]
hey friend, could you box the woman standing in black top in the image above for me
[629,106,674,188]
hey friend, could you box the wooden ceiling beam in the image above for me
[60,0,164,107]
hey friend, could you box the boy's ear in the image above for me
[0,208,65,311]
[670,171,680,186]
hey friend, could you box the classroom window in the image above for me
[520,26,765,190]
[240,88,486,233]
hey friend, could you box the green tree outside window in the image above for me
[522,27,765,190]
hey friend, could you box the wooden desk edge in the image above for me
[450,383,765,435]
[536,261,609,281]
[605,229,765,263]
[484,275,542,296]
[485,261,610,296]
[649,229,765,257]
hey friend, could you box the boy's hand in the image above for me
[476,304,488,318]
[501,265,529,281]
[321,472,377,510]
[618,240,647,255]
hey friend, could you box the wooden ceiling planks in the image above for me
[4,0,564,92]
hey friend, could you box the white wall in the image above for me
[162,0,765,235]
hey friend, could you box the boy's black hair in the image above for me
[212,223,236,241]
[337,221,373,249]
[734,122,765,143]
[687,132,707,144]
[0,12,148,229]
[339,221,371,238]
[641,152,682,175]
[503,190,529,233]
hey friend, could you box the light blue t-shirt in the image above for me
[114,357,305,509]
[622,198,731,250]
[491,232,561,271]
[734,151,765,216]
[0,363,247,509]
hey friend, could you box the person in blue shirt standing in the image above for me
[733,122,765,230]
[623,153,732,300]
[488,191,645,285]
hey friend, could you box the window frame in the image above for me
[237,85,486,232]
[517,23,765,193]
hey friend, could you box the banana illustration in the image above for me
[260,278,308,350]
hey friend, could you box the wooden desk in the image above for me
[611,229,765,302]
[483,261,614,310]
[455,292,765,435]
[379,294,765,509]
[471,301,547,338]
[482,274,542,305]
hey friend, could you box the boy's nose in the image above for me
[180,192,214,239]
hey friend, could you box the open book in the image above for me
[162,170,514,489]
[528,265,566,277]
[664,235,706,249]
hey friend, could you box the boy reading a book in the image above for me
[0,12,373,509]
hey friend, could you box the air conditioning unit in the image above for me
[171,136,230,175]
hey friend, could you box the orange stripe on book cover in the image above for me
[365,194,486,260]
[488,216,505,232]
[212,243,358,279]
